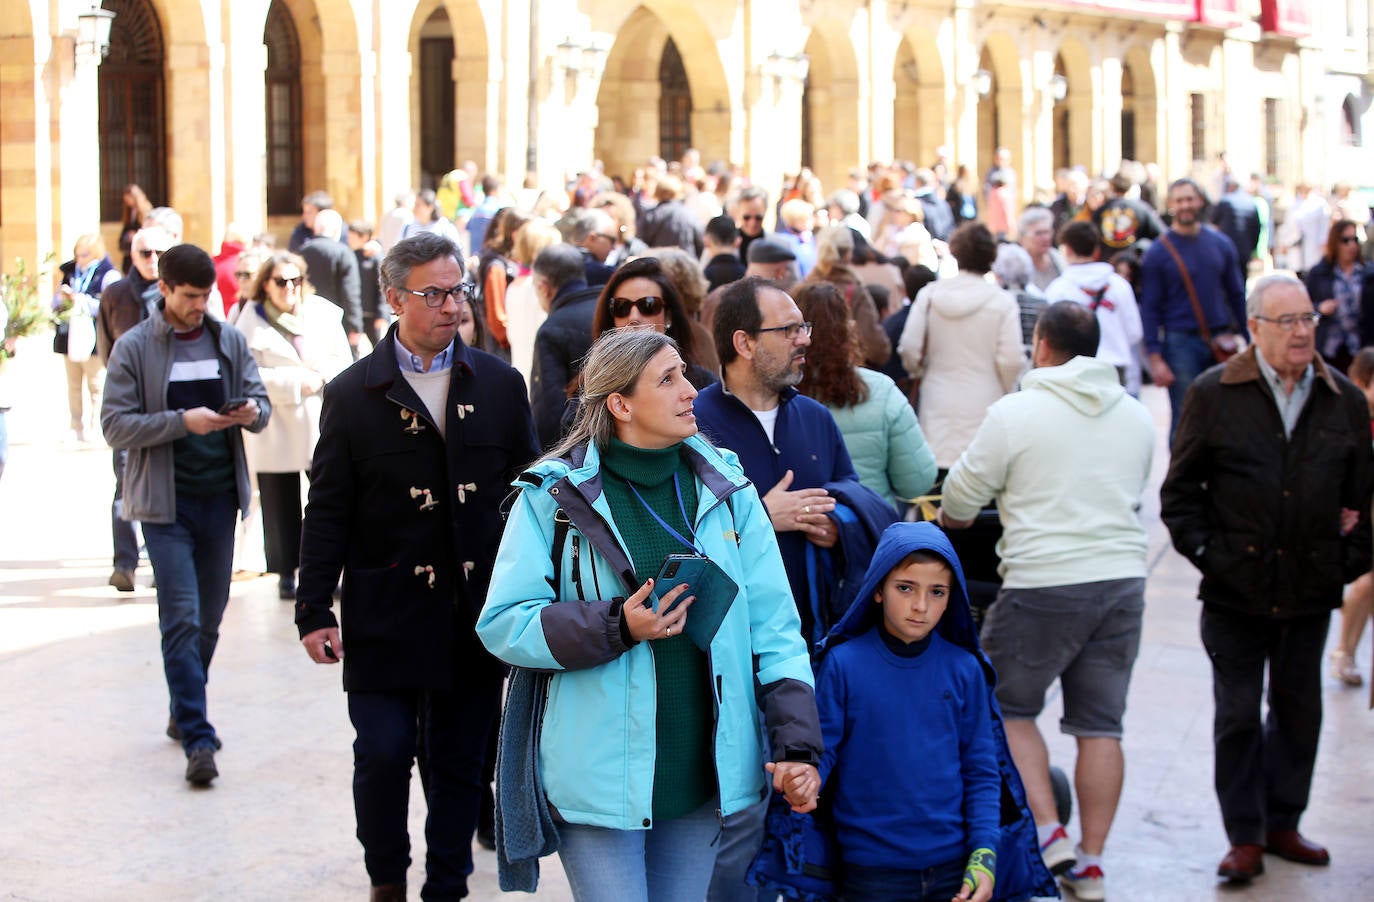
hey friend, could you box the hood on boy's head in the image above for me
[817,521,981,658]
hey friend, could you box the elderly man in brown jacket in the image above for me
[1162,273,1372,885]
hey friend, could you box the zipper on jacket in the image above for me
[571,535,586,601]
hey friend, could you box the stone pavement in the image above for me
[2,338,1371,901]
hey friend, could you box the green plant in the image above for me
[0,254,56,360]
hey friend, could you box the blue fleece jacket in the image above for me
[815,526,999,869]
[693,382,858,632]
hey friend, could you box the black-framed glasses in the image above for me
[609,296,664,318]
[756,321,814,340]
[1255,313,1319,331]
[273,275,304,289]
[397,282,476,308]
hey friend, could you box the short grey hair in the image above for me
[1246,272,1305,319]
[827,189,860,216]
[571,209,615,245]
[379,231,464,290]
[1018,206,1054,235]
[992,242,1034,290]
[532,243,585,290]
[313,208,344,241]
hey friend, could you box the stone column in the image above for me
[320,49,363,223]
[165,41,217,248]
[0,34,47,272]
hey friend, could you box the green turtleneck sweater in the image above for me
[599,438,715,821]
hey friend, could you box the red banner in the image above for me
[1031,1,1196,18]
[1260,0,1313,36]
[1195,0,1245,28]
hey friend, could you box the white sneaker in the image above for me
[1060,863,1105,900]
[1040,825,1077,875]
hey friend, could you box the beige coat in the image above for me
[897,271,1026,468]
[235,296,353,474]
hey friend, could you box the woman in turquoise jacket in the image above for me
[478,327,821,901]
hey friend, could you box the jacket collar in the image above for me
[364,322,475,391]
[1220,346,1339,395]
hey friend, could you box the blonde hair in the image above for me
[814,225,854,274]
[779,198,816,232]
[512,220,561,267]
[547,328,679,461]
[642,246,709,315]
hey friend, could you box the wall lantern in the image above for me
[973,69,993,97]
[77,6,117,60]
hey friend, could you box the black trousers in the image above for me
[347,660,502,898]
[1199,604,1329,846]
[256,471,303,575]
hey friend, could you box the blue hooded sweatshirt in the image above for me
[749,522,1058,901]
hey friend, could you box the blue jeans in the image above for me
[843,856,966,901]
[111,448,139,571]
[557,798,722,902]
[1161,330,1220,444]
[142,491,238,753]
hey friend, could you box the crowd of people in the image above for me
[43,145,1374,901]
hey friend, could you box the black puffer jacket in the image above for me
[1161,348,1372,618]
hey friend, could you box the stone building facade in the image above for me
[0,0,1367,273]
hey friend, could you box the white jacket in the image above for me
[897,271,1026,467]
[941,356,1154,588]
[1044,262,1144,394]
[235,296,353,473]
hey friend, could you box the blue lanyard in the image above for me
[624,473,702,555]
[73,265,97,295]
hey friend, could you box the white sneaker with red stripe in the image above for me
[1060,863,1106,901]
[1040,825,1078,875]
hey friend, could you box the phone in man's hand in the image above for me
[217,398,250,415]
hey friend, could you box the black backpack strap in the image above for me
[548,507,570,593]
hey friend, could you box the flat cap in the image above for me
[747,237,797,264]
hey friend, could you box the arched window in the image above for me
[417,8,455,191]
[264,0,303,215]
[658,39,692,162]
[1121,65,1137,162]
[98,0,166,222]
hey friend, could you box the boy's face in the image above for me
[875,558,951,644]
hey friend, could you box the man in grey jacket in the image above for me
[101,244,270,786]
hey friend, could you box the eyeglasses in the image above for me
[1254,313,1320,331]
[756,322,814,340]
[740,214,764,222]
[136,248,164,260]
[609,296,665,318]
[273,276,304,289]
[396,282,477,308]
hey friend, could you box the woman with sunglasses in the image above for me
[590,257,717,389]
[479,327,820,901]
[1303,218,1368,373]
[235,252,353,599]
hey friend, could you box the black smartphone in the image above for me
[217,398,249,415]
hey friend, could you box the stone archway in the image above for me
[893,28,946,171]
[594,3,732,182]
[276,0,363,218]
[0,1,39,269]
[408,0,489,187]
[976,34,1023,185]
[1122,45,1158,165]
[801,23,861,195]
[1055,38,1093,171]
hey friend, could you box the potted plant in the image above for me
[1,254,56,360]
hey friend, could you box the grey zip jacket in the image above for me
[101,303,270,524]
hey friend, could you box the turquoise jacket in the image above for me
[478,433,820,830]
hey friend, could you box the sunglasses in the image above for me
[273,276,304,289]
[135,248,164,259]
[740,214,764,222]
[609,296,665,318]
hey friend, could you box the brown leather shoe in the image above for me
[369,885,405,902]
[1218,844,1265,882]
[1265,830,1330,866]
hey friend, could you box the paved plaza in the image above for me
[1,339,1371,900]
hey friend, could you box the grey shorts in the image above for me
[981,577,1145,739]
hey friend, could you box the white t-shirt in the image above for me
[751,405,779,444]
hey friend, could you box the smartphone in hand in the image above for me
[653,554,739,649]
[217,398,249,415]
